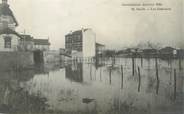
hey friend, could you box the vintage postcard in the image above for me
[0,0,183,114]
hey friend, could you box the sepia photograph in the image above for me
[0,0,183,114]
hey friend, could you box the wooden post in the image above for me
[179,57,182,70]
[138,66,141,92]
[174,69,176,100]
[155,57,159,82]
[100,68,102,82]
[141,56,143,67]
[121,65,123,89]
[90,65,92,80]
[109,67,112,85]
[132,57,135,76]
[168,58,170,66]
[156,80,159,95]
[155,57,160,94]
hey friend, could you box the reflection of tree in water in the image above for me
[111,97,149,114]
[57,89,78,102]
[0,89,49,114]
[146,76,156,93]
[0,70,49,114]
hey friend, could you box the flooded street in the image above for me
[0,58,183,114]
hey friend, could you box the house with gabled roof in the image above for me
[0,0,22,52]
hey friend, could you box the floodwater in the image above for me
[0,58,183,114]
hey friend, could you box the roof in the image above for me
[65,30,82,37]
[96,43,105,47]
[72,30,82,35]
[20,34,34,41]
[0,3,18,26]
[143,49,158,53]
[160,47,176,52]
[34,39,50,45]
[0,28,22,38]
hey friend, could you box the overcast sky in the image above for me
[8,0,183,49]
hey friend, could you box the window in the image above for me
[2,21,8,29]
[4,36,11,48]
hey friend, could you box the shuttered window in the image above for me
[4,36,11,48]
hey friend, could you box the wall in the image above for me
[43,50,60,65]
[65,31,83,52]
[0,52,34,71]
[0,15,16,30]
[0,34,19,51]
[82,29,96,58]
[35,45,49,51]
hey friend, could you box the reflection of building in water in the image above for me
[65,63,83,83]
[65,63,105,83]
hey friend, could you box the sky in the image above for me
[7,0,183,49]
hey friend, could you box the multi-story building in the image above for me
[65,28,96,58]
[65,30,83,52]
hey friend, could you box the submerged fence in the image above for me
[61,56,183,101]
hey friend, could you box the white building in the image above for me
[82,28,96,58]
[65,28,96,58]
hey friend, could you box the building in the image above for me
[20,34,34,51]
[0,0,22,52]
[59,48,71,56]
[142,49,158,57]
[33,39,50,51]
[0,0,18,31]
[20,34,51,51]
[177,49,184,58]
[159,47,177,58]
[96,43,105,55]
[65,28,96,58]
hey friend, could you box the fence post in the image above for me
[138,66,141,92]
[132,57,135,76]
[141,56,143,67]
[179,57,182,70]
[109,67,112,85]
[121,65,123,89]
[155,57,159,82]
[155,57,160,94]
[174,69,177,100]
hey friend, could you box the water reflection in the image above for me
[0,58,183,114]
[65,63,83,83]
[0,70,49,114]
